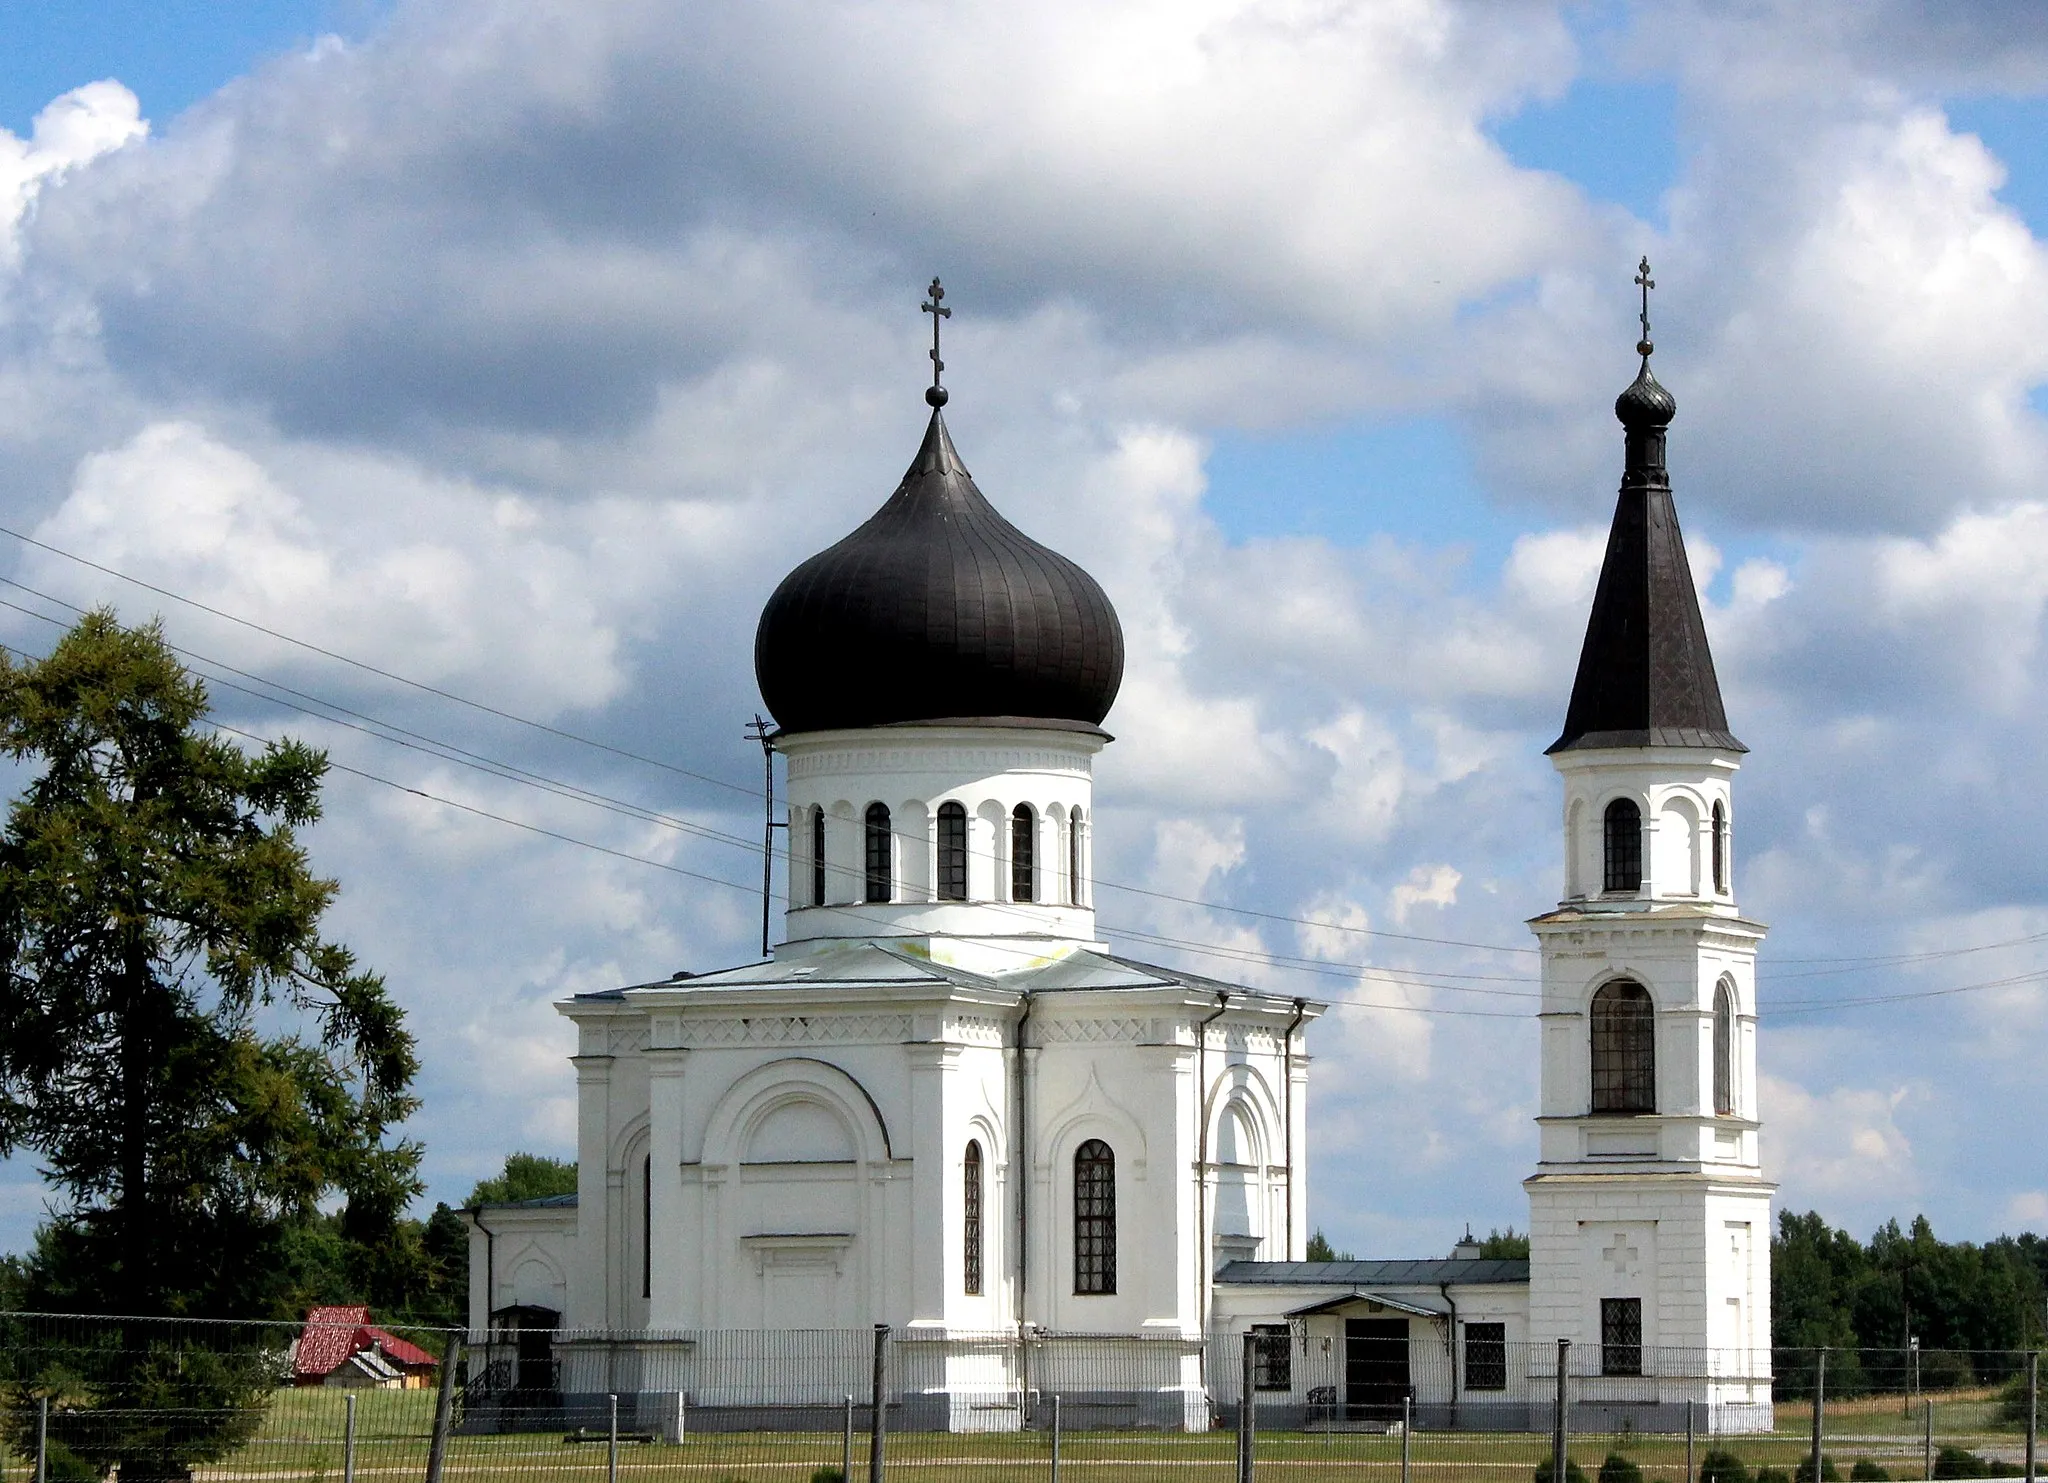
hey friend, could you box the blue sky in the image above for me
[4,0,2048,1261]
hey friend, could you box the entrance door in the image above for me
[1345,1318,1411,1421]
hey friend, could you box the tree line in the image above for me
[1772,1210,2048,1395]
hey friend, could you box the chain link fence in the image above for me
[0,1314,2034,1482]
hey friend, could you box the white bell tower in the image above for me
[1524,266,1774,1431]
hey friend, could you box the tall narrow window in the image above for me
[1713,978,1736,1116]
[864,803,892,903]
[1011,805,1036,903]
[641,1153,652,1300]
[1601,1297,1643,1376]
[1590,979,1656,1114]
[936,802,968,901]
[1464,1322,1507,1391]
[1073,1139,1116,1294]
[1603,798,1643,893]
[963,1140,984,1296]
[1068,808,1085,906]
[810,806,827,907]
[1711,801,1728,893]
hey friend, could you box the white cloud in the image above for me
[1760,1073,1919,1208]
[0,82,145,266]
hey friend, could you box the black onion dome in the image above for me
[755,411,1125,734]
[1615,363,1677,428]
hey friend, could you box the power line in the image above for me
[11,533,2048,987]
[0,545,1548,959]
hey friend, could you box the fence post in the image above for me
[345,1392,358,1483]
[1809,1349,1827,1483]
[1687,1400,1695,1483]
[1239,1330,1257,1483]
[1552,1339,1570,1483]
[868,1324,890,1483]
[425,1336,462,1483]
[843,1393,854,1483]
[1401,1393,1412,1483]
[1051,1394,1061,1483]
[35,1395,46,1483]
[1922,1396,1932,1482]
[2025,1351,2037,1483]
[608,1394,619,1483]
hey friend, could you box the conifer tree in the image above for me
[0,611,420,1478]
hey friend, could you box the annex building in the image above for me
[462,280,1775,1435]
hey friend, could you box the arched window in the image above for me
[864,803,892,903]
[1711,801,1728,894]
[963,1140,984,1296]
[1713,978,1736,1116]
[810,806,826,907]
[1011,805,1036,903]
[937,802,968,901]
[1073,1139,1116,1294]
[1068,808,1085,906]
[1590,979,1656,1114]
[1603,799,1643,893]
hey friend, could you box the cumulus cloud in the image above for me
[1,0,2047,1248]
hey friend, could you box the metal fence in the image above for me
[0,1314,2034,1482]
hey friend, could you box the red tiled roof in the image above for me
[365,1326,438,1369]
[293,1307,436,1377]
[295,1307,372,1378]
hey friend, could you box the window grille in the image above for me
[1073,1138,1116,1294]
[1464,1322,1507,1391]
[1011,805,1035,903]
[1590,980,1656,1114]
[1068,808,1084,906]
[864,803,892,903]
[1601,1297,1643,1376]
[963,1140,983,1296]
[1712,801,1728,893]
[1713,978,1736,1116]
[1252,1324,1292,1390]
[937,802,968,901]
[810,806,826,907]
[1604,799,1643,892]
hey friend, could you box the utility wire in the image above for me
[9,533,2048,984]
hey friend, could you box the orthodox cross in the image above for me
[921,277,951,406]
[1634,255,1655,359]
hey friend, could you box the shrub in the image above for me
[812,1471,846,1483]
[1850,1461,1890,1481]
[1757,1469,1792,1483]
[1536,1456,1590,1483]
[1932,1446,1992,1479]
[1600,1454,1645,1483]
[1795,1457,1842,1483]
[1699,1449,1753,1483]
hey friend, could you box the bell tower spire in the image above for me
[1523,265,1776,1433]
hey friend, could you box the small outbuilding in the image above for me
[292,1306,439,1389]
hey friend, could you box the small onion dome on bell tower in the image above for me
[753,280,1125,735]
[1550,259,1742,755]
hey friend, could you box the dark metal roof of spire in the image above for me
[754,408,1125,734]
[1548,265,1743,755]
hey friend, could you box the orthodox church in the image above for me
[463,275,1774,1434]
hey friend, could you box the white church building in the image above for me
[463,281,1774,1434]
